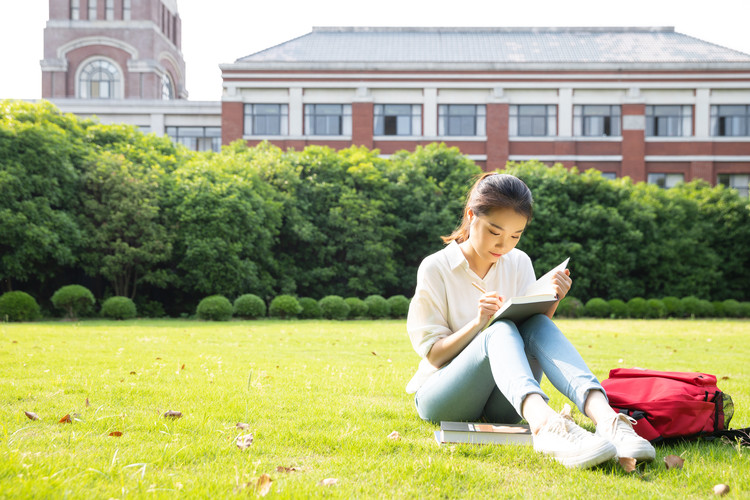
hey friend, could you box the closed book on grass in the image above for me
[485,257,570,325]
[435,421,533,445]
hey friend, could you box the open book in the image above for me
[435,421,532,445]
[486,257,570,326]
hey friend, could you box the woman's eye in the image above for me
[489,230,500,236]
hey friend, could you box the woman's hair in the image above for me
[442,173,533,244]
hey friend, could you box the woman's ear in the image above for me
[466,208,474,221]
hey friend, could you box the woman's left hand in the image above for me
[551,269,572,300]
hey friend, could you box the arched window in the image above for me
[161,73,175,100]
[78,59,121,99]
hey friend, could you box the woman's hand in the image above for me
[551,269,572,300]
[477,291,504,324]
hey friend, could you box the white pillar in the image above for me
[695,88,710,138]
[423,87,438,138]
[289,87,303,137]
[558,87,573,137]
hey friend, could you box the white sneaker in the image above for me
[596,413,656,462]
[533,405,616,469]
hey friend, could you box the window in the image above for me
[166,127,222,152]
[105,0,114,19]
[718,174,749,198]
[304,104,352,136]
[161,74,174,100]
[78,59,120,99]
[438,105,486,136]
[510,105,557,137]
[123,0,131,20]
[88,0,97,20]
[601,172,617,180]
[711,105,750,137]
[71,0,80,19]
[648,173,684,189]
[244,104,289,136]
[646,105,692,137]
[573,105,621,137]
[374,104,421,136]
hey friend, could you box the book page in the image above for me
[523,257,570,297]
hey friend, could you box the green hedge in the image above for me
[233,294,266,319]
[101,296,137,320]
[196,295,233,321]
[0,291,40,322]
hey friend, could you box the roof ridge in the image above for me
[311,26,676,34]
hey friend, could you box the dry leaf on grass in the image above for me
[255,474,272,496]
[236,422,250,430]
[276,466,297,473]
[713,484,730,496]
[618,457,637,473]
[130,371,136,375]
[721,376,730,380]
[181,364,186,370]
[318,478,338,486]
[236,433,254,450]
[59,414,72,424]
[109,431,123,437]
[371,351,377,356]
[664,454,685,469]
[388,431,400,440]
[164,410,182,419]
[24,411,40,421]
[85,398,90,407]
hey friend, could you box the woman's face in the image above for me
[466,206,528,266]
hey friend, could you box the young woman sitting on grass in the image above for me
[405,173,655,468]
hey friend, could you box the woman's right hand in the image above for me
[477,291,504,324]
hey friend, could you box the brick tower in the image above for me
[41,0,187,100]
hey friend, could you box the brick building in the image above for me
[42,0,221,151]
[221,27,750,194]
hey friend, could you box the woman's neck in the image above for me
[458,241,492,279]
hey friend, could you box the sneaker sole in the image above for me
[536,441,617,469]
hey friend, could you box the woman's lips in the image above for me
[490,252,503,258]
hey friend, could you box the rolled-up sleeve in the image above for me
[406,258,453,358]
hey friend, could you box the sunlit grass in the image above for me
[1,318,748,498]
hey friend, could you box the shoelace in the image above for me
[543,404,592,443]
[609,413,639,438]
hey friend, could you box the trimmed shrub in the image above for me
[662,296,684,318]
[298,297,322,319]
[387,295,411,318]
[697,299,714,318]
[680,296,713,318]
[739,302,750,318]
[196,295,233,321]
[626,297,648,318]
[51,285,95,320]
[233,294,266,319]
[645,298,667,319]
[607,299,628,319]
[101,296,137,320]
[269,295,302,319]
[711,301,725,318]
[344,297,368,319]
[137,299,166,318]
[722,299,742,318]
[584,298,610,318]
[319,295,350,320]
[0,291,41,322]
[364,295,390,319]
[556,296,583,318]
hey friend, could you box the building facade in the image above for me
[41,0,221,150]
[221,27,750,193]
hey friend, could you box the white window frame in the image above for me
[244,104,289,136]
[438,104,486,137]
[573,105,621,137]
[304,104,352,136]
[509,105,557,137]
[76,57,123,99]
[374,104,421,137]
[648,173,684,189]
[646,105,692,137]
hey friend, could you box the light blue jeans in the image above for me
[415,314,606,423]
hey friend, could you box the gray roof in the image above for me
[232,27,750,69]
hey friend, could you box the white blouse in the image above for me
[405,241,537,393]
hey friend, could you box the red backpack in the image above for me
[600,368,735,443]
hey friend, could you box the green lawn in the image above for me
[1,319,748,498]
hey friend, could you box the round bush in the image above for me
[233,294,266,319]
[51,285,95,320]
[626,297,648,318]
[696,299,714,318]
[298,297,322,319]
[319,295,350,320]
[662,296,684,318]
[101,296,137,320]
[196,295,233,321]
[680,296,701,318]
[739,302,750,318]
[344,297,368,319]
[364,295,390,319]
[556,296,583,318]
[268,295,302,319]
[0,291,40,322]
[607,299,628,318]
[584,298,610,318]
[711,301,726,318]
[722,299,742,318]
[387,295,411,318]
[645,298,667,319]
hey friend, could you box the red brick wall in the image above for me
[222,102,244,146]
[486,103,509,171]
[621,103,646,182]
[352,102,373,148]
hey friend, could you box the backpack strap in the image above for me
[712,427,750,447]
